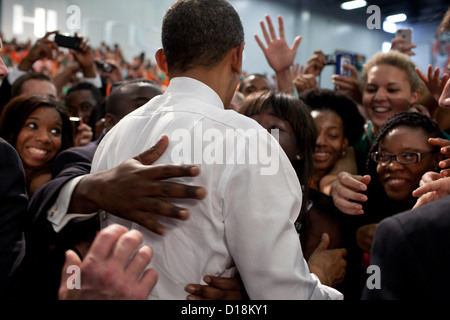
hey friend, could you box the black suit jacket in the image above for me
[0,138,28,298]
[28,138,101,234]
[24,137,102,300]
[362,195,450,300]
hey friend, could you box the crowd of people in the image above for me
[1,0,450,301]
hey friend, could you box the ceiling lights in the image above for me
[340,0,367,10]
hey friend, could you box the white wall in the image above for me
[1,0,439,89]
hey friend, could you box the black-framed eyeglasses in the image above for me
[371,151,432,165]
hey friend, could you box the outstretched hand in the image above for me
[59,224,158,300]
[416,65,450,103]
[254,15,302,74]
[330,172,370,215]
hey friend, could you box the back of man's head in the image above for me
[104,79,162,130]
[161,0,244,77]
[11,72,56,98]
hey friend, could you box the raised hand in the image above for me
[254,14,302,73]
[416,65,450,103]
[332,64,362,104]
[18,31,59,71]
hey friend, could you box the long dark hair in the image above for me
[0,94,74,191]
[240,90,316,222]
[0,94,73,151]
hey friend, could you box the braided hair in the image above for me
[366,111,444,173]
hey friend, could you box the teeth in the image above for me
[314,153,329,157]
[29,147,48,156]
[374,107,389,113]
[386,178,406,186]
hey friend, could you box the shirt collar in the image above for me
[164,77,225,110]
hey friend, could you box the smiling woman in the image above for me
[0,94,74,194]
[352,50,423,173]
[343,111,445,298]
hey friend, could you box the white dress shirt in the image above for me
[91,77,343,300]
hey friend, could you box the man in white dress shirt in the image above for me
[91,0,342,300]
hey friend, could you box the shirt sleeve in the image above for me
[80,73,102,88]
[46,175,97,233]
[7,65,27,85]
[222,131,343,300]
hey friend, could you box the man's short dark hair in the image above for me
[11,72,52,98]
[161,0,244,76]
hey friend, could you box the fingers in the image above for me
[185,275,242,300]
[137,267,159,299]
[254,34,265,51]
[276,15,285,40]
[43,30,59,40]
[203,275,241,291]
[125,244,153,280]
[346,64,358,77]
[333,196,364,215]
[139,163,202,181]
[260,19,271,45]
[291,35,302,52]
[87,224,129,261]
[412,180,440,198]
[111,229,144,267]
[144,179,207,199]
[266,15,277,40]
[134,135,169,164]
[413,192,439,209]
[441,169,450,177]
[185,284,210,300]
[331,174,370,215]
[415,67,427,83]
[428,137,450,148]
[312,233,330,253]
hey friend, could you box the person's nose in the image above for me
[316,131,326,146]
[385,157,404,171]
[373,88,387,102]
[35,129,51,144]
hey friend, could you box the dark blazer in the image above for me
[27,138,101,234]
[24,136,102,300]
[362,195,450,300]
[0,138,28,298]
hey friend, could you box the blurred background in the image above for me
[1,0,448,89]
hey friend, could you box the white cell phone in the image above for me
[396,28,412,44]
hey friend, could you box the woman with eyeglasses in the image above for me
[342,111,445,299]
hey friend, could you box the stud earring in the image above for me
[295,154,301,160]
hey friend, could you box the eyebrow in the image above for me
[27,116,63,126]
[379,146,430,152]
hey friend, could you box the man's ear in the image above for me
[104,113,116,131]
[155,48,169,78]
[231,42,245,75]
